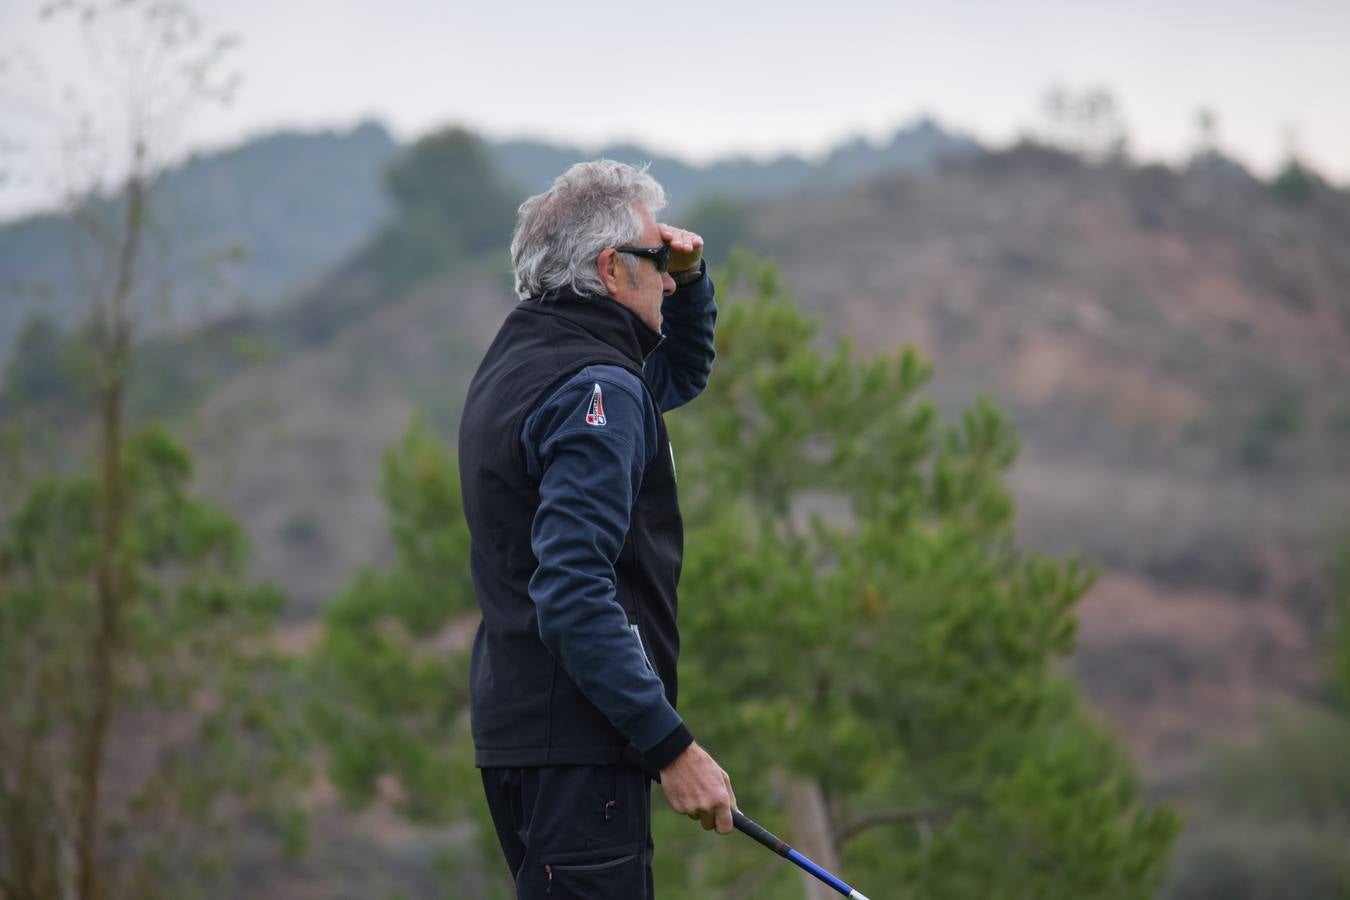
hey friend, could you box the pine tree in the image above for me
[652,253,1177,899]
[0,428,311,899]
[311,258,1177,898]
[303,419,496,894]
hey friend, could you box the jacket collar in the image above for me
[524,289,664,365]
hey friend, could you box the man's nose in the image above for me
[662,272,676,295]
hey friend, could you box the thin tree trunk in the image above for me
[76,164,143,900]
[1,741,62,900]
[786,777,841,900]
[77,382,121,900]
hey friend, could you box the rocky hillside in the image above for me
[738,145,1350,780]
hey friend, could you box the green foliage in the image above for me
[228,333,280,363]
[1334,528,1350,713]
[1165,710,1350,900]
[279,511,323,547]
[654,252,1177,898]
[305,417,483,825]
[0,313,82,411]
[0,426,311,898]
[683,195,754,267]
[1204,708,1350,829]
[1238,390,1303,469]
[1162,531,1350,899]
[1271,158,1328,206]
[373,127,521,287]
[1163,822,1350,900]
[1330,404,1350,440]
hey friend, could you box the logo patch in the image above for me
[584,382,607,426]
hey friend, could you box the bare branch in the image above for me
[836,807,951,846]
[719,858,785,900]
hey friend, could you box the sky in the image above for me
[1,0,1347,220]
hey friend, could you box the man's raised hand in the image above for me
[658,223,703,274]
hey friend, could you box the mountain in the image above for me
[0,117,980,365]
[0,122,398,360]
[492,116,982,206]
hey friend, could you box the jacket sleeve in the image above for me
[644,262,717,413]
[522,365,693,767]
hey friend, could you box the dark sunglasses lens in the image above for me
[656,245,670,273]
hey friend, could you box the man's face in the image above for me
[606,205,675,333]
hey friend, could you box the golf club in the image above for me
[624,746,872,900]
[731,808,872,900]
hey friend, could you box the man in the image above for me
[458,160,736,898]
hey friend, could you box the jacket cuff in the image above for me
[642,722,695,771]
[670,258,706,288]
[663,262,714,320]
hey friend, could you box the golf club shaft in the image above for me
[732,810,871,900]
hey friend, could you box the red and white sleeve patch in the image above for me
[584,382,607,426]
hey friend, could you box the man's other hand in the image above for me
[658,741,737,834]
[658,223,703,274]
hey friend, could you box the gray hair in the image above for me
[510,159,667,299]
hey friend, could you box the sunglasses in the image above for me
[614,244,670,273]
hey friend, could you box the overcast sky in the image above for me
[2,0,1347,220]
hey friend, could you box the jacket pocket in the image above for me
[543,852,641,897]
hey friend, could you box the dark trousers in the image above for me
[481,764,656,899]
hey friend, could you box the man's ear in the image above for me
[596,248,621,295]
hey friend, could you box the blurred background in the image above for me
[1,1,1348,898]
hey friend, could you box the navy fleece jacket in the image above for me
[520,270,716,762]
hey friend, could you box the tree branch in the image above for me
[720,858,785,900]
[836,808,950,846]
